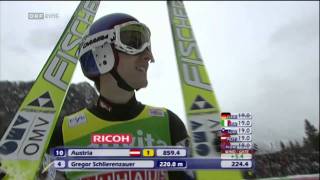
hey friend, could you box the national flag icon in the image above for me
[220,119,232,127]
[221,134,231,142]
[221,128,231,136]
[220,141,231,150]
[220,136,228,142]
[129,149,141,157]
[221,141,231,146]
[220,112,231,119]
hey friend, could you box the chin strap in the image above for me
[110,68,135,91]
[108,46,137,92]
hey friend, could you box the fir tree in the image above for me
[280,141,286,151]
[303,119,319,151]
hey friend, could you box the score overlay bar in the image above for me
[53,159,253,170]
[52,147,188,158]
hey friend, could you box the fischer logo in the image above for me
[170,1,212,91]
[43,1,99,90]
[91,134,132,144]
[169,1,221,157]
[88,130,168,148]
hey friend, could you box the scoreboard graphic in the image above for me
[220,112,253,168]
[51,112,254,171]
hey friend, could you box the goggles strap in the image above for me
[79,29,116,57]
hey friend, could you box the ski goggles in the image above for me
[79,21,154,61]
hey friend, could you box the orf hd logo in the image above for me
[28,12,59,20]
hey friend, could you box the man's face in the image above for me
[117,49,152,89]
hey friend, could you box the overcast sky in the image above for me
[0,1,319,151]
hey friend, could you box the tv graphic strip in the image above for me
[52,159,252,170]
[52,147,188,158]
[51,147,253,170]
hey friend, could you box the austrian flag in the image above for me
[221,134,231,142]
[129,149,141,157]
